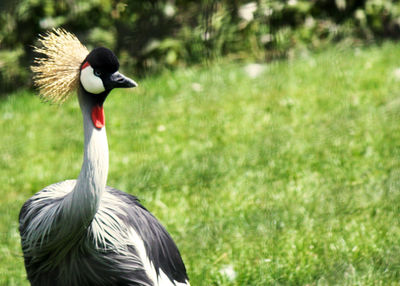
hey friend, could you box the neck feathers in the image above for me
[63,88,109,228]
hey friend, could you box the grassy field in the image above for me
[1,42,400,285]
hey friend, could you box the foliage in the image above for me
[0,48,28,93]
[1,0,400,91]
[2,43,400,285]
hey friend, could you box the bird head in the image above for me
[80,47,137,101]
[31,29,137,129]
[79,47,137,129]
[32,29,137,105]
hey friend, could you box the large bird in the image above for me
[19,29,189,286]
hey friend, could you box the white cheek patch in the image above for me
[80,64,105,94]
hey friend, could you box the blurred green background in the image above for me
[2,0,400,92]
[2,1,400,285]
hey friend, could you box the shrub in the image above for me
[1,0,400,92]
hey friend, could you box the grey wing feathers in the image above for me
[107,186,189,284]
[18,181,189,285]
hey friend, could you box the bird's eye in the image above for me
[94,70,102,77]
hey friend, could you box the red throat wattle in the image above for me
[91,105,105,129]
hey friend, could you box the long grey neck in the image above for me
[62,89,109,229]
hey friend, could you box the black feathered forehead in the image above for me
[84,47,119,72]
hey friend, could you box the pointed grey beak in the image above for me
[106,72,138,89]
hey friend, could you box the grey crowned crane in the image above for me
[19,29,190,286]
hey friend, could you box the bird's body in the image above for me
[20,181,188,286]
[19,30,189,285]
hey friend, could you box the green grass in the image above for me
[2,42,400,285]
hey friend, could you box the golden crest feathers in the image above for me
[31,28,89,104]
